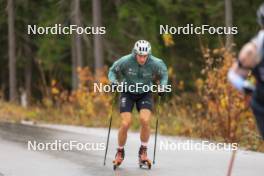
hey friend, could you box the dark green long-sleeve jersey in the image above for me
[108,54,168,94]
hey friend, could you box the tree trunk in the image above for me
[7,0,17,102]
[71,36,78,90]
[23,0,32,105]
[24,37,32,105]
[225,0,233,50]
[71,0,83,90]
[92,0,104,78]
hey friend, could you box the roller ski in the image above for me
[138,145,152,169]
[112,148,125,170]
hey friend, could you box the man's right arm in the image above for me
[227,42,258,92]
[108,56,127,84]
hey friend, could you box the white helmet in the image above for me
[257,3,264,27]
[133,40,151,55]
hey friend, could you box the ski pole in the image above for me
[103,92,117,166]
[153,95,161,165]
[226,149,237,176]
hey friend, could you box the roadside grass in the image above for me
[1,98,263,152]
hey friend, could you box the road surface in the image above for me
[0,122,263,176]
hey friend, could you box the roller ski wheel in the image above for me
[112,160,122,170]
[139,159,152,169]
[112,148,125,170]
[138,145,151,170]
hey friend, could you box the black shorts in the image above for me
[119,92,153,113]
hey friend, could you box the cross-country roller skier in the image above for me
[108,40,169,169]
[228,3,264,140]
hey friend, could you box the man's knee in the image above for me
[141,119,150,128]
[120,113,132,130]
[139,109,151,126]
[140,116,150,127]
[121,120,131,130]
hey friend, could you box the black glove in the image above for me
[243,81,255,95]
[158,92,165,97]
[111,82,119,92]
[157,85,166,96]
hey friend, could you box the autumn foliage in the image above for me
[194,48,255,141]
[47,67,113,126]
[156,47,263,150]
[1,48,263,151]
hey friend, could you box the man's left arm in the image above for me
[157,60,168,86]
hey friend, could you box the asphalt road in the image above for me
[0,122,263,176]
